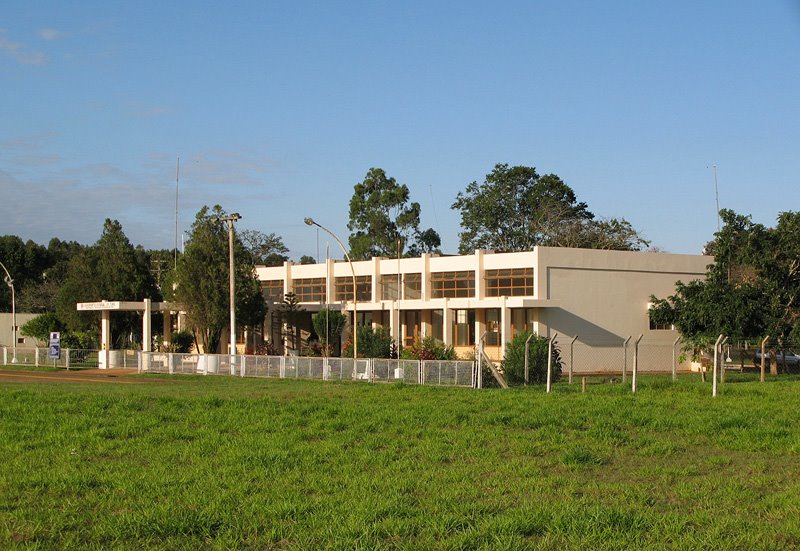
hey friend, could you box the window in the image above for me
[335,276,372,302]
[262,280,284,302]
[511,308,536,336]
[485,268,534,297]
[404,273,422,299]
[402,310,420,348]
[485,309,501,346]
[431,271,475,298]
[382,273,422,300]
[431,309,444,342]
[452,309,475,346]
[649,320,674,330]
[293,278,326,302]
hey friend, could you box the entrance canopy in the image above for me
[77,299,182,368]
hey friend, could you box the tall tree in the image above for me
[0,236,50,312]
[348,168,441,260]
[56,219,159,344]
[650,209,799,353]
[174,206,265,354]
[239,229,290,266]
[452,163,648,253]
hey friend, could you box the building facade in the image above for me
[256,247,711,361]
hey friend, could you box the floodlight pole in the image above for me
[215,213,241,373]
[305,218,357,363]
[0,261,17,364]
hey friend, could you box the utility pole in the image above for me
[214,213,241,370]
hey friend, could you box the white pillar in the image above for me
[501,297,510,360]
[143,298,152,352]
[442,300,452,346]
[100,310,111,369]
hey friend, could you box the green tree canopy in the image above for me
[348,168,441,260]
[239,229,290,266]
[56,220,158,344]
[452,163,648,253]
[174,206,265,354]
[651,209,800,351]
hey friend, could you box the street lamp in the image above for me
[214,213,241,372]
[0,261,17,364]
[304,218,358,362]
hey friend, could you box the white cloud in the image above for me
[38,28,65,41]
[0,29,47,65]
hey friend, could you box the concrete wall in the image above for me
[0,313,41,347]
[536,248,711,344]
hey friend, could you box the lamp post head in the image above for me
[304,217,315,227]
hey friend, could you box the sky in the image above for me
[1,1,799,260]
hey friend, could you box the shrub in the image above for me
[400,336,457,361]
[343,326,396,358]
[501,331,561,385]
[170,330,194,353]
[21,312,65,344]
[312,308,346,354]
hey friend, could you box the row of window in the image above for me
[262,268,534,302]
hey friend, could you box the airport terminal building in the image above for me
[256,247,712,361]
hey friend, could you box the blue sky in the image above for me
[2,1,799,259]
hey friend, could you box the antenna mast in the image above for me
[174,156,180,269]
[713,164,720,232]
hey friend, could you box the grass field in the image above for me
[2,370,800,549]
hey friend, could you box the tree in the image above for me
[0,235,50,312]
[650,209,798,356]
[240,230,290,266]
[278,292,304,352]
[312,308,347,355]
[299,255,316,265]
[174,206,264,354]
[348,168,441,260]
[56,220,159,346]
[452,163,648,253]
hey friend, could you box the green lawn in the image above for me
[2,371,800,549]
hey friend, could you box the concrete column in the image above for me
[501,297,511,359]
[475,249,485,300]
[163,310,172,347]
[442,300,452,346]
[100,310,111,369]
[143,299,152,352]
[389,301,400,345]
[421,253,430,300]
[371,257,380,304]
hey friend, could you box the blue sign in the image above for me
[49,332,61,360]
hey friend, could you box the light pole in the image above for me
[214,213,241,371]
[304,218,357,362]
[0,261,17,364]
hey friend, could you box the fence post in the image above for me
[547,333,558,394]
[66,348,71,370]
[632,334,643,393]
[524,333,534,385]
[569,335,578,384]
[622,336,631,383]
[35,348,39,368]
[2,347,6,366]
[712,334,726,398]
[672,337,680,382]
[168,353,174,375]
[760,336,769,383]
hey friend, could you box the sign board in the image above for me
[48,331,61,360]
[77,301,121,311]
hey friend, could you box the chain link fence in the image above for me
[137,351,476,388]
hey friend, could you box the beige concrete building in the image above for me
[256,247,711,362]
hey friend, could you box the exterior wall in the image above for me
[255,247,712,361]
[536,248,711,344]
[0,313,41,347]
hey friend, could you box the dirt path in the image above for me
[0,368,160,385]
